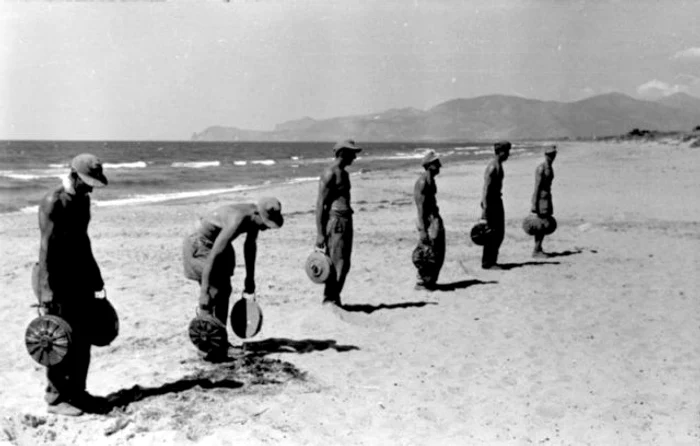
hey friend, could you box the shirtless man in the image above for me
[35,153,108,416]
[414,150,445,290]
[182,198,284,333]
[480,141,511,269]
[531,145,557,257]
[315,139,363,306]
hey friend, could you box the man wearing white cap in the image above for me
[34,153,108,416]
[531,145,557,257]
[315,139,363,307]
[414,150,445,290]
[182,197,284,357]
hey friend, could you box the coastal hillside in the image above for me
[191,93,700,142]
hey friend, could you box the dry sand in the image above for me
[0,140,698,445]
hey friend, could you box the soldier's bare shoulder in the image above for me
[204,203,256,226]
[39,186,66,215]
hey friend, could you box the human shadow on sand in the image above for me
[340,301,437,314]
[434,279,498,291]
[497,261,561,270]
[241,338,360,355]
[545,249,586,258]
[100,338,359,413]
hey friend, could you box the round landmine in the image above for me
[522,214,557,236]
[305,251,331,284]
[188,315,228,353]
[230,296,263,339]
[87,298,119,347]
[470,222,493,246]
[412,243,437,270]
[25,315,73,367]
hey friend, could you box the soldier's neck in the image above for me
[62,175,76,195]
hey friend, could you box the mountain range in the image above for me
[191,92,700,142]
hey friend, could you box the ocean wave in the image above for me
[233,161,247,166]
[0,169,65,181]
[171,161,221,168]
[251,159,276,166]
[285,176,317,184]
[103,161,147,169]
[453,146,482,151]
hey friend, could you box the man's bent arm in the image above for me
[243,230,258,294]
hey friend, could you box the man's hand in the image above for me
[244,277,256,294]
[95,289,106,299]
[419,231,430,245]
[197,305,214,319]
[315,234,326,250]
[39,301,61,317]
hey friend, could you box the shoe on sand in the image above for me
[482,264,504,270]
[48,402,83,417]
[532,251,548,259]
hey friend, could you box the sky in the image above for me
[0,0,699,140]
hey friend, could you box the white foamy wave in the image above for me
[0,169,65,181]
[286,176,317,184]
[453,146,481,151]
[171,161,221,168]
[49,163,67,168]
[290,156,300,161]
[233,161,247,166]
[103,161,147,169]
[17,184,260,214]
[251,159,276,166]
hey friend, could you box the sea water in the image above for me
[0,140,540,214]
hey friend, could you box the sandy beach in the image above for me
[0,140,698,445]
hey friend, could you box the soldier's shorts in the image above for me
[182,231,235,283]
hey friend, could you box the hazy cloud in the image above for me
[637,80,689,99]
[672,47,700,60]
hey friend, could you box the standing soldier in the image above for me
[413,150,445,290]
[315,139,363,307]
[531,145,557,257]
[35,154,108,416]
[480,141,511,269]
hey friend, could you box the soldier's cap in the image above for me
[70,153,108,187]
[421,150,441,167]
[545,145,558,155]
[257,197,284,229]
[494,141,512,153]
[333,139,363,155]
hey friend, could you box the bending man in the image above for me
[183,198,284,346]
[315,139,363,306]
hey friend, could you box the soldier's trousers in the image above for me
[482,204,505,268]
[323,211,353,304]
[44,298,92,406]
[416,214,445,286]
